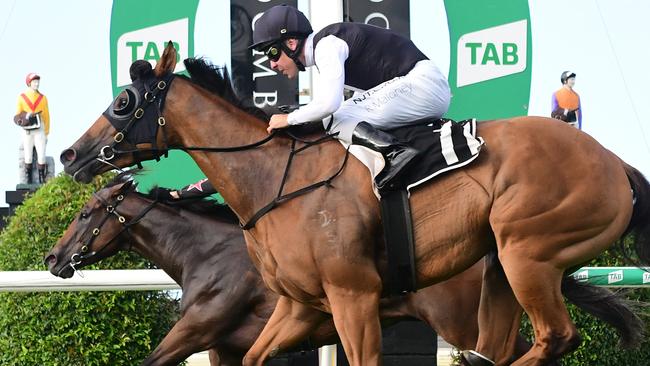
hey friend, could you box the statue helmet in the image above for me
[560,71,576,85]
[26,73,40,86]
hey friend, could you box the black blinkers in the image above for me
[102,73,174,146]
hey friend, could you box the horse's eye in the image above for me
[80,211,89,219]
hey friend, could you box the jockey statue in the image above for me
[14,73,51,184]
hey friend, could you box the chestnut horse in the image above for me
[43,176,505,365]
[61,43,650,365]
[45,177,641,366]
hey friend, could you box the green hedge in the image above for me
[0,174,179,366]
[521,245,650,365]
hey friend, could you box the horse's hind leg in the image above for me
[468,252,524,365]
[500,254,580,366]
[323,273,383,365]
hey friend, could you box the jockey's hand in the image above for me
[267,114,290,134]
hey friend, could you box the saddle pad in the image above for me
[347,118,485,197]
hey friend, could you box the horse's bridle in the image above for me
[99,73,176,171]
[98,72,350,230]
[67,188,159,274]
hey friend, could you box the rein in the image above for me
[241,135,349,230]
[112,133,348,230]
[100,73,350,230]
[67,190,159,275]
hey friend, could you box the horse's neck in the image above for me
[127,201,248,285]
[165,80,289,222]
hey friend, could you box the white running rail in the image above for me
[0,269,337,365]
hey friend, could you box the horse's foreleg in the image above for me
[209,347,242,366]
[500,255,580,366]
[140,313,214,366]
[324,279,383,366]
[243,296,327,366]
[469,252,523,366]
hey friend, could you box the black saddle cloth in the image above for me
[388,118,484,191]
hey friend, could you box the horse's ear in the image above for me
[110,179,134,196]
[154,41,177,77]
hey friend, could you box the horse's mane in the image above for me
[103,172,240,225]
[181,58,270,122]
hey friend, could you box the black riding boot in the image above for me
[24,163,33,184]
[38,164,47,184]
[351,122,420,190]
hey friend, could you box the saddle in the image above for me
[373,118,484,296]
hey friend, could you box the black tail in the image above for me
[562,276,644,348]
[620,163,650,264]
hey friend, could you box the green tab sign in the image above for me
[110,0,208,193]
[444,1,532,120]
[572,267,650,287]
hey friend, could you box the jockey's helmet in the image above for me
[26,73,40,86]
[560,71,576,85]
[250,5,312,71]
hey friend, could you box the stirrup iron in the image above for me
[460,350,495,366]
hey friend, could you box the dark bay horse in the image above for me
[44,176,504,365]
[60,43,650,365]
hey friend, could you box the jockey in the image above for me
[252,4,451,190]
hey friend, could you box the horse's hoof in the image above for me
[460,350,495,366]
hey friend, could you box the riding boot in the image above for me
[460,350,495,366]
[38,164,47,184]
[24,163,33,184]
[351,121,420,191]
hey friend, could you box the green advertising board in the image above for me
[572,267,650,287]
[110,0,206,193]
[444,1,532,120]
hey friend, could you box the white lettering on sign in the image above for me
[457,19,527,87]
[116,18,188,87]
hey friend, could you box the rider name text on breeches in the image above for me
[325,59,451,143]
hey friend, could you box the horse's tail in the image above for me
[621,163,650,264]
[562,276,644,348]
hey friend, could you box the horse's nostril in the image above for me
[60,148,77,164]
[44,254,57,267]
